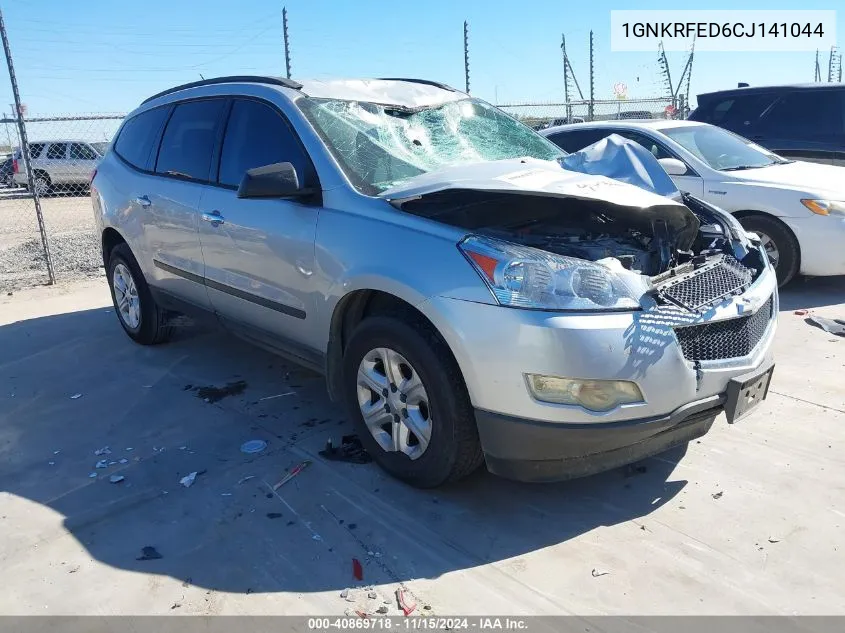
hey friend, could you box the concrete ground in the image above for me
[0,277,843,615]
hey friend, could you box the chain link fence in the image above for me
[0,113,124,291]
[496,97,686,130]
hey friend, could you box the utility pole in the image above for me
[588,30,594,121]
[463,21,470,94]
[283,7,292,79]
[0,8,54,284]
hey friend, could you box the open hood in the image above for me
[380,158,700,251]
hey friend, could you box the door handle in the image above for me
[201,210,225,226]
[135,195,151,208]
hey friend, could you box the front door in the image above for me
[197,97,320,348]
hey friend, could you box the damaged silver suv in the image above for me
[92,76,777,487]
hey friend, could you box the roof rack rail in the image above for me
[377,78,458,92]
[141,76,303,105]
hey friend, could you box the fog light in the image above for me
[525,374,644,411]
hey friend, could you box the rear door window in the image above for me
[69,142,98,161]
[758,90,844,139]
[217,98,313,188]
[155,99,227,181]
[114,106,170,170]
[28,143,45,159]
[698,93,778,132]
[46,143,67,160]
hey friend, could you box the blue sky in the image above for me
[0,0,840,116]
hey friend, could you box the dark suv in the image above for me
[689,84,845,166]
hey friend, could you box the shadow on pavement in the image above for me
[778,275,845,312]
[1,304,691,596]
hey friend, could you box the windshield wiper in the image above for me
[721,164,769,171]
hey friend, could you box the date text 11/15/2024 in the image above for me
[307,617,529,630]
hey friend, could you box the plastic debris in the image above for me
[180,472,199,488]
[125,447,133,451]
[396,588,416,616]
[368,591,377,600]
[712,491,724,500]
[88,472,97,478]
[237,475,255,485]
[258,392,295,401]
[94,446,111,456]
[119,458,129,464]
[312,534,322,541]
[355,610,369,619]
[768,536,781,543]
[319,435,372,464]
[48,461,55,466]
[179,446,187,451]
[794,309,809,316]
[591,569,610,577]
[70,393,83,400]
[272,460,312,490]
[136,546,163,561]
[240,440,267,454]
[53,450,60,455]
[95,460,108,469]
[109,475,125,484]
[340,588,349,599]
[376,606,389,614]
[353,558,363,581]
[808,315,845,337]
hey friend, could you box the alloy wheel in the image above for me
[112,262,141,329]
[758,232,780,269]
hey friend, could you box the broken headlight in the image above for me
[459,235,644,311]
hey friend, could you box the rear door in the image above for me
[43,142,69,184]
[197,97,320,350]
[67,142,100,190]
[753,90,845,165]
[137,98,227,309]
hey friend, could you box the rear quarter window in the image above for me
[114,106,171,171]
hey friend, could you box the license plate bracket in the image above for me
[725,362,774,423]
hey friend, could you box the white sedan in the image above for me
[542,120,845,285]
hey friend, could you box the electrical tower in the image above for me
[283,7,292,79]
[675,37,696,115]
[463,21,470,94]
[657,41,673,100]
[829,46,841,83]
[657,39,696,114]
[560,34,584,121]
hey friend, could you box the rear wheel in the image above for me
[107,243,172,345]
[737,214,799,286]
[342,316,483,488]
[32,173,51,197]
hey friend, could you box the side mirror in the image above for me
[658,157,689,176]
[237,162,312,199]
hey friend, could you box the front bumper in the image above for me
[420,264,778,480]
[781,214,845,276]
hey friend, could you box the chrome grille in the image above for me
[660,256,753,312]
[674,296,774,361]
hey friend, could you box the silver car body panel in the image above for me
[93,78,778,436]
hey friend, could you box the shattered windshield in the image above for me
[298,97,565,194]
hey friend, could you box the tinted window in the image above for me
[758,91,844,138]
[218,99,311,187]
[546,129,609,152]
[69,142,97,161]
[156,100,226,180]
[46,143,66,160]
[693,93,778,131]
[28,143,45,159]
[114,107,170,170]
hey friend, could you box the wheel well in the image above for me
[32,169,51,183]
[731,210,801,263]
[101,227,126,268]
[325,290,454,402]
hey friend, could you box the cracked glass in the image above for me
[298,97,565,194]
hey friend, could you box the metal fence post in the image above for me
[0,8,55,284]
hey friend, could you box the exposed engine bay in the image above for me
[399,188,767,312]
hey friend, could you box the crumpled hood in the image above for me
[726,160,845,196]
[380,158,701,250]
[380,157,686,209]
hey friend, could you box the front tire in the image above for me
[32,173,51,197]
[737,214,799,286]
[342,316,483,488]
[107,242,172,345]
